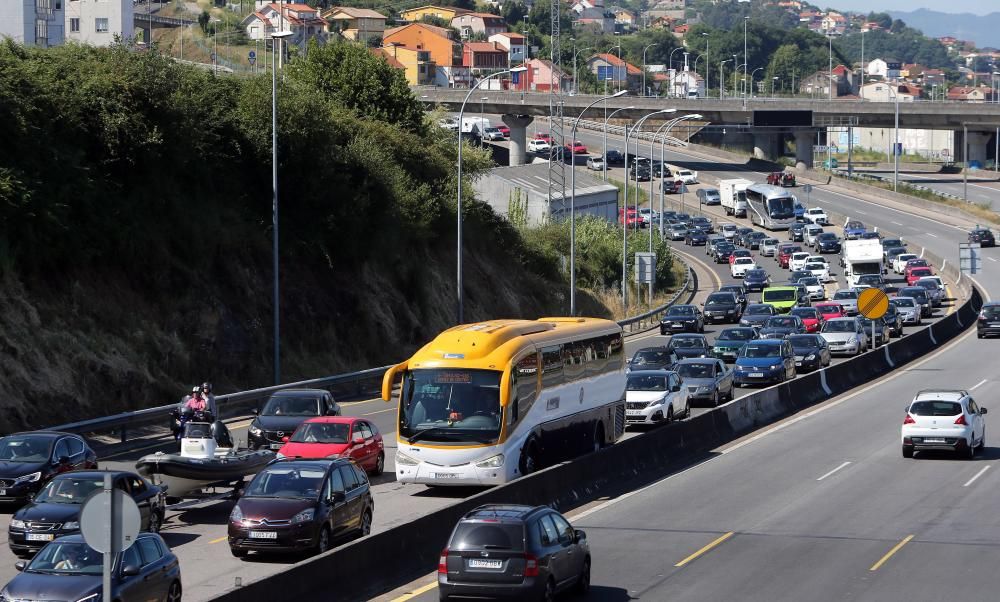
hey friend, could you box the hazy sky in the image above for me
[826,0,995,15]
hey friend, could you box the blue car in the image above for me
[793,201,805,220]
[742,268,770,292]
[733,339,796,386]
[844,220,866,239]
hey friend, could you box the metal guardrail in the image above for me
[618,264,694,333]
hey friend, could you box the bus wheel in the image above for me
[592,423,605,452]
[519,442,539,475]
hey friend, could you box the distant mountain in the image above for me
[888,9,1000,49]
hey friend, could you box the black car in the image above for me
[662,179,682,193]
[788,269,813,284]
[438,505,590,601]
[629,160,652,182]
[970,227,996,247]
[759,315,806,339]
[719,285,748,308]
[734,227,754,246]
[666,334,711,360]
[605,150,626,165]
[745,232,768,250]
[248,388,341,450]
[884,246,909,266]
[881,238,905,254]
[712,327,758,362]
[814,232,842,254]
[706,235,726,256]
[713,243,736,263]
[702,292,742,323]
[787,334,831,371]
[788,223,806,241]
[229,458,374,557]
[7,534,181,602]
[685,230,708,246]
[659,304,704,334]
[978,301,1000,338]
[9,471,166,557]
[882,303,904,337]
[689,216,714,233]
[0,432,98,506]
[740,303,779,328]
[743,269,770,293]
[861,317,891,346]
[628,346,677,372]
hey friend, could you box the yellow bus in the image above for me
[380,317,626,486]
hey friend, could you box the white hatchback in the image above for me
[789,252,811,271]
[902,390,986,458]
[760,238,780,257]
[626,371,690,425]
[731,257,757,277]
[893,253,919,274]
[805,207,828,225]
[804,261,830,282]
[803,225,824,246]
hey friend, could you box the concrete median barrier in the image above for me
[210,287,983,602]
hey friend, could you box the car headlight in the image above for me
[13,472,41,485]
[229,505,243,523]
[805,354,816,361]
[249,424,262,436]
[476,454,505,468]
[396,451,419,466]
[9,519,25,530]
[848,337,858,344]
[63,520,80,530]
[291,509,315,524]
[648,397,667,408]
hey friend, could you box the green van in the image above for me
[761,286,799,313]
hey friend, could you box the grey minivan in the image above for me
[439,505,590,601]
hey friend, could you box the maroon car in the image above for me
[228,458,374,558]
[767,171,796,187]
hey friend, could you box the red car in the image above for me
[777,244,802,269]
[619,208,645,228]
[729,249,753,264]
[904,258,930,271]
[564,140,588,154]
[496,125,510,138]
[814,302,845,321]
[534,133,552,143]
[906,266,935,286]
[790,307,823,333]
[767,171,796,187]
[277,417,385,475]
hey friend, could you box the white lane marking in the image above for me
[926,232,938,238]
[817,461,852,481]
[815,187,969,233]
[964,465,991,488]
[990,257,998,263]
[891,221,903,226]
[855,210,868,215]
[970,379,988,391]
[574,327,977,524]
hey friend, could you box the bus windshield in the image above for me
[766,197,795,219]
[399,369,502,444]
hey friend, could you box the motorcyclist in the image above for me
[184,387,209,414]
[200,382,218,417]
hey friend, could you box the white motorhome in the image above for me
[719,178,752,217]
[842,239,884,287]
[460,116,492,134]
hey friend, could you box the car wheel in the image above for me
[576,558,592,595]
[314,525,332,554]
[231,547,249,558]
[978,332,984,339]
[593,423,605,452]
[661,328,667,336]
[360,508,373,537]
[541,577,556,602]
[519,442,540,475]
[372,452,385,476]
[167,580,182,602]
[977,429,986,450]
[666,405,674,424]
[711,390,719,408]
[147,510,162,534]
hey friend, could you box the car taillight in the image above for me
[903,414,915,425]
[438,548,449,574]
[955,414,967,426]
[524,553,539,577]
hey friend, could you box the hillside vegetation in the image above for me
[0,39,617,430]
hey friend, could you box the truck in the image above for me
[841,239,884,288]
[719,178,752,217]
[460,116,491,135]
[667,164,699,184]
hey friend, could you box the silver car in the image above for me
[831,289,859,315]
[913,278,943,307]
[760,238,780,257]
[821,316,868,356]
[586,155,605,171]
[890,296,921,325]
[675,358,734,407]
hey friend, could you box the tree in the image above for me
[197,10,210,33]
[766,44,799,94]
[501,2,527,27]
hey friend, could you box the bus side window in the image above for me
[541,346,564,388]
[513,353,538,427]
[587,336,608,375]
[563,342,585,382]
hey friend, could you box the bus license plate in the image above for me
[249,531,277,539]
[468,559,503,569]
[434,473,458,479]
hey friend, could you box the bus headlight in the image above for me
[396,451,419,466]
[475,454,505,468]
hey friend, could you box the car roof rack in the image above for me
[915,389,969,398]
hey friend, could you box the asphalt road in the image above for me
[848,168,1000,208]
[378,127,998,602]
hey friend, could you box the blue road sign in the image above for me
[249,50,256,59]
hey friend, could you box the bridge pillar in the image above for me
[503,114,534,166]
[965,131,991,167]
[753,132,779,161]
[794,130,815,171]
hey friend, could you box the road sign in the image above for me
[857,288,889,320]
[635,252,656,284]
[248,50,256,65]
[960,242,981,275]
[893,142,903,156]
[814,145,828,153]
[81,489,141,554]
[802,184,813,194]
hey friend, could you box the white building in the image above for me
[242,3,327,52]
[867,58,901,80]
[488,32,526,65]
[666,68,704,98]
[0,0,65,47]
[66,0,133,46]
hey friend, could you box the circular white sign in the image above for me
[80,490,142,554]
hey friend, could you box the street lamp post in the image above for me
[701,32,709,92]
[642,43,658,97]
[743,16,749,100]
[749,67,762,100]
[668,47,683,97]
[828,34,834,101]
[573,46,592,95]
[860,29,865,99]
[719,59,731,99]
[607,44,622,93]
[603,106,633,181]
[650,113,701,240]
[270,29,292,385]
[456,67,526,324]
[772,76,779,98]
[884,84,900,192]
[570,90,627,315]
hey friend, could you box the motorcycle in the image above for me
[170,408,216,442]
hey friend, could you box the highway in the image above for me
[851,167,1000,208]
[381,130,999,601]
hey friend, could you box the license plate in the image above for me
[249,531,278,539]
[468,558,503,569]
[795,361,802,366]
[671,324,683,329]
[434,473,458,479]
[270,443,283,450]
[924,438,946,443]
[0,489,6,496]
[26,534,54,542]
[750,372,764,378]
[626,410,643,416]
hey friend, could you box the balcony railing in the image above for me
[36,0,52,17]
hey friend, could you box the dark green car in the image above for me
[712,327,758,363]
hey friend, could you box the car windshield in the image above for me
[823,321,856,333]
[289,422,350,444]
[909,401,962,416]
[799,277,819,287]
[671,337,706,349]
[791,308,818,319]
[764,239,778,245]
[892,298,915,308]
[858,275,882,284]
[0,436,53,462]
[766,197,795,219]
[677,363,714,378]
[817,233,837,241]
[883,239,903,248]
[901,288,927,301]
[668,306,695,316]
[706,294,736,306]
[981,305,1000,318]
[788,335,819,349]
[834,291,858,301]
[735,258,753,265]
[765,317,796,328]
[720,286,744,296]
[244,465,327,499]
[746,304,774,315]
[400,369,502,443]
[34,477,105,504]
[261,396,322,417]
[745,270,767,280]
[627,374,667,391]
[763,290,796,302]
[805,263,825,271]
[846,221,864,230]
[719,328,754,341]
[27,541,103,576]
[631,349,672,365]
[910,269,932,277]
[741,344,781,358]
